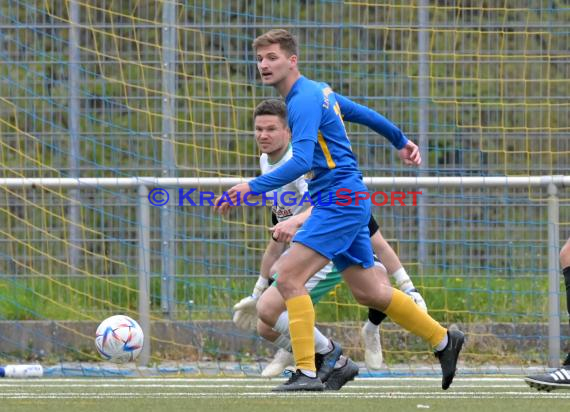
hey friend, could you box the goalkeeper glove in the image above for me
[404,288,428,313]
[393,268,428,312]
[232,276,269,330]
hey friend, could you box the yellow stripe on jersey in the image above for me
[317,131,336,169]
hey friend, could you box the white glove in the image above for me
[405,288,428,313]
[232,295,258,330]
[232,276,269,330]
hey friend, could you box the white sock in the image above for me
[314,329,332,354]
[273,312,290,336]
[363,319,379,334]
[392,267,414,291]
[273,334,291,351]
[273,311,332,354]
[435,333,449,352]
[300,369,316,378]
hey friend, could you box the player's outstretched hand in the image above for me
[213,196,232,215]
[213,182,251,215]
[232,295,258,330]
[398,140,421,166]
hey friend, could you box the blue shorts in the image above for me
[292,188,374,272]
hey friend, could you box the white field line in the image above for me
[2,376,553,400]
[0,377,527,383]
[2,392,570,400]
[0,383,531,389]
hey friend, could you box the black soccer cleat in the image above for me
[324,357,359,391]
[271,369,324,392]
[434,329,464,390]
[315,340,343,382]
[525,367,570,392]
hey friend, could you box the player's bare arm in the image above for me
[261,237,288,279]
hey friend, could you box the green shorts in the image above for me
[271,262,343,304]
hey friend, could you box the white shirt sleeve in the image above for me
[295,175,309,197]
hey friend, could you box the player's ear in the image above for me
[289,54,297,68]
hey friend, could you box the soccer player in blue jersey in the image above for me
[215,29,464,392]
[231,99,427,387]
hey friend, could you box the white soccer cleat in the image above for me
[361,324,383,370]
[261,348,294,378]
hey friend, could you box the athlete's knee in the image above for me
[275,274,304,299]
[272,265,305,299]
[256,294,273,325]
[351,285,390,310]
[351,288,375,307]
[258,293,285,327]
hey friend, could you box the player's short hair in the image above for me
[254,99,288,125]
[252,29,298,57]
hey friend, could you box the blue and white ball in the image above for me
[95,315,144,363]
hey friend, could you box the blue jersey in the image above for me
[249,76,408,197]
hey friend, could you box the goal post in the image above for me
[2,175,568,367]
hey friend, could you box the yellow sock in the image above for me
[384,288,447,348]
[285,294,316,372]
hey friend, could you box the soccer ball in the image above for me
[95,315,144,363]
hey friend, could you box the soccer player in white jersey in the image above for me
[232,99,427,385]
